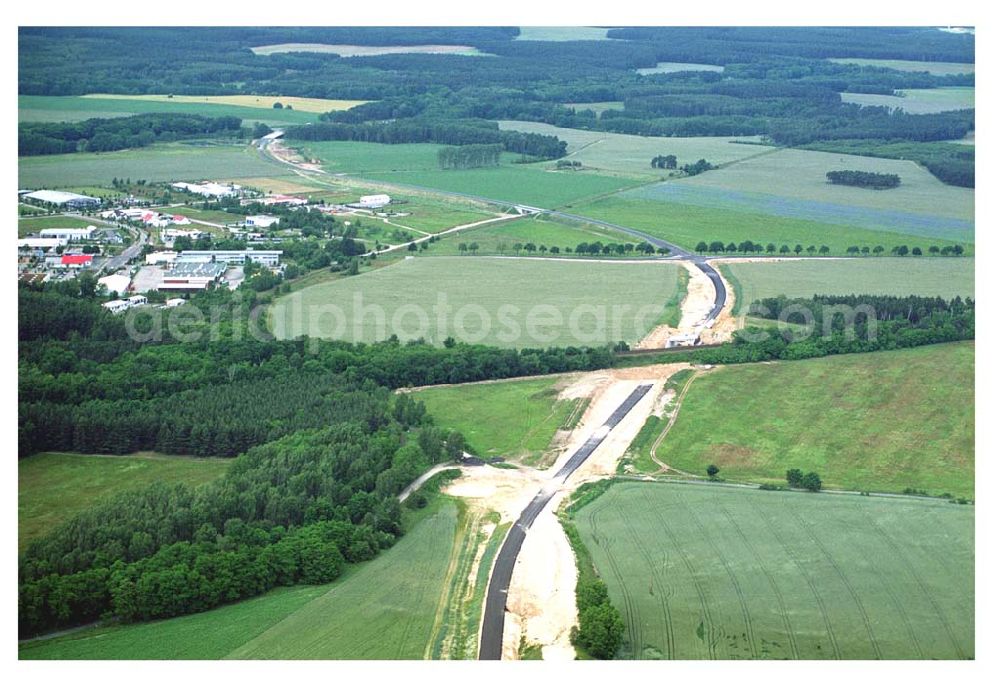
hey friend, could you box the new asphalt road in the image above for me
[477,383,653,660]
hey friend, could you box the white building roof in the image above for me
[25,190,100,204]
[18,238,67,249]
[98,274,132,295]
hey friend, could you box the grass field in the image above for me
[720,257,975,308]
[424,215,632,256]
[18,95,319,126]
[414,376,586,466]
[250,43,487,56]
[572,480,974,659]
[363,165,640,210]
[654,342,974,497]
[18,214,99,237]
[497,121,772,178]
[81,93,366,114]
[19,452,231,552]
[828,58,975,75]
[515,27,610,41]
[20,496,458,659]
[293,139,640,207]
[636,62,725,75]
[841,87,974,114]
[573,195,958,254]
[675,148,973,224]
[226,500,457,659]
[270,256,681,348]
[19,142,285,189]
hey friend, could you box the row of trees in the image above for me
[437,143,503,169]
[449,241,666,257]
[786,469,823,492]
[826,170,901,189]
[650,154,677,169]
[694,240,968,256]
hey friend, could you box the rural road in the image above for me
[477,383,653,660]
[257,137,729,327]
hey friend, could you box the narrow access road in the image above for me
[478,383,653,660]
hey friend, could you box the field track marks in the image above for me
[858,505,966,659]
[649,371,702,473]
[675,491,760,658]
[587,504,643,659]
[614,501,676,658]
[745,494,841,658]
[640,487,718,658]
[784,501,882,659]
[718,504,799,658]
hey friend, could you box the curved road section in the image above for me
[478,383,653,660]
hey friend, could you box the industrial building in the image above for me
[18,237,67,251]
[39,226,97,241]
[159,261,228,291]
[102,296,146,315]
[146,251,178,265]
[244,215,280,228]
[57,254,94,269]
[177,250,282,266]
[23,190,101,210]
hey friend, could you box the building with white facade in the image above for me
[39,226,97,241]
[358,194,391,209]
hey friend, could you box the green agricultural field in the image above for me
[17,214,98,237]
[636,62,725,75]
[226,500,457,659]
[270,256,682,348]
[19,142,285,189]
[18,95,319,126]
[572,480,974,659]
[516,27,610,41]
[414,376,586,466]
[20,497,458,659]
[19,452,231,552]
[828,58,975,76]
[424,215,632,256]
[654,342,974,497]
[721,257,974,310]
[297,141,460,175]
[362,165,640,209]
[841,87,974,114]
[572,195,958,255]
[677,148,973,224]
[498,121,772,177]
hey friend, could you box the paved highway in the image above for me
[477,383,653,660]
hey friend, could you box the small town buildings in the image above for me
[126,295,148,307]
[19,272,50,286]
[98,273,132,296]
[261,194,308,207]
[102,300,131,315]
[24,190,101,210]
[18,237,67,251]
[244,215,280,228]
[59,254,94,269]
[39,226,97,241]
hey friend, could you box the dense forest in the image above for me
[19,27,975,184]
[19,113,245,156]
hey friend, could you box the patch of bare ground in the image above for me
[637,260,715,349]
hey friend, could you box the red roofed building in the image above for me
[61,254,93,268]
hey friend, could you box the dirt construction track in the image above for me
[478,383,653,660]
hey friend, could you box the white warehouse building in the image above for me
[39,226,97,241]
[245,215,280,228]
[177,250,282,266]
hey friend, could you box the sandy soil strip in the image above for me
[636,260,715,349]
